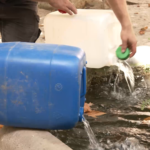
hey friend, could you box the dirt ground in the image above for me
[128,4,150,46]
[37,3,150,47]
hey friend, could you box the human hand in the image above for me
[121,26,137,58]
[48,0,77,15]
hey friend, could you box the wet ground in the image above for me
[50,68,150,150]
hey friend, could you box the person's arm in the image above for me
[107,0,137,57]
[33,0,77,15]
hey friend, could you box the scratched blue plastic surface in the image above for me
[0,42,86,130]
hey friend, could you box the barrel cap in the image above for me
[116,46,130,60]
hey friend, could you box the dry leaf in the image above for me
[84,103,92,113]
[85,110,106,118]
[134,13,138,14]
[88,102,94,107]
[148,4,150,7]
[0,125,3,129]
[139,27,148,35]
[139,30,145,35]
[143,117,150,121]
[142,117,150,124]
[84,102,94,113]
[141,27,148,31]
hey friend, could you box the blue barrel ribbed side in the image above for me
[0,42,86,130]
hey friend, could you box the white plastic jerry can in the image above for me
[44,9,122,68]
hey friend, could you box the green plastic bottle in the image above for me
[116,46,130,60]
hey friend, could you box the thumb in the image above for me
[121,40,127,53]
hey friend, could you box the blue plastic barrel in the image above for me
[0,42,86,130]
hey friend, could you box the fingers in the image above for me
[120,28,137,57]
[51,0,77,15]
[61,0,77,15]
[121,39,137,58]
[63,2,77,15]
[67,2,77,14]
[129,43,137,58]
[63,7,73,15]
[121,39,127,53]
[121,40,137,58]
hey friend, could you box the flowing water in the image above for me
[82,116,104,150]
[116,59,135,93]
[111,59,136,100]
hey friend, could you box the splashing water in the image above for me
[82,116,104,150]
[115,59,135,93]
[111,58,148,102]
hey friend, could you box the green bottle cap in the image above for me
[116,46,130,60]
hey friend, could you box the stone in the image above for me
[0,127,72,150]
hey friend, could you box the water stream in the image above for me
[116,59,135,93]
[112,59,136,100]
[82,116,104,150]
